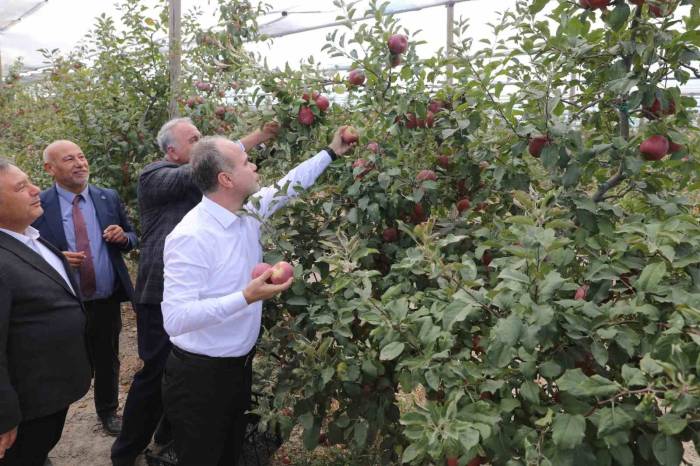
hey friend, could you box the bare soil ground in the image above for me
[50,304,148,466]
[47,304,699,466]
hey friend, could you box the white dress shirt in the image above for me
[162,149,333,357]
[0,226,75,294]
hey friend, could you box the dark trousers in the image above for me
[110,303,172,465]
[84,296,122,418]
[162,346,254,466]
[0,408,68,466]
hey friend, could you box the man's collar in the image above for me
[0,225,40,244]
[201,196,240,229]
[55,183,89,203]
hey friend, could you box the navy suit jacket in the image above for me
[33,184,138,303]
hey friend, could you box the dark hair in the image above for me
[190,136,234,194]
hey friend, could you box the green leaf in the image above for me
[529,0,549,14]
[605,3,630,31]
[380,341,405,361]
[520,380,541,405]
[652,434,683,466]
[635,262,666,293]
[402,443,421,463]
[552,413,586,450]
[556,369,620,397]
[658,414,687,436]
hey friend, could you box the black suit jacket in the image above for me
[135,160,200,304]
[32,184,138,303]
[0,232,91,433]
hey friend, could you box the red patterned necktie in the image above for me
[72,194,96,297]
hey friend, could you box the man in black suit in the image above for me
[0,158,91,466]
[33,140,138,436]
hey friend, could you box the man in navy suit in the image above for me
[33,140,138,437]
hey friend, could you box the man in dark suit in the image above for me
[0,158,91,466]
[33,140,138,436]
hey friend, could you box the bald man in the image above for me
[32,140,138,436]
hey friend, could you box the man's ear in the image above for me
[43,162,55,176]
[217,171,233,189]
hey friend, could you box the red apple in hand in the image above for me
[640,135,669,161]
[341,126,359,144]
[347,69,366,87]
[270,261,294,285]
[251,263,272,280]
[388,34,408,54]
[298,106,314,126]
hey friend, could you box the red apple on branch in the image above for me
[352,158,373,179]
[366,142,380,154]
[387,34,408,54]
[437,155,450,169]
[640,135,669,161]
[298,107,314,126]
[457,198,471,213]
[315,95,330,112]
[574,284,589,301]
[347,69,366,87]
[416,169,438,182]
[382,227,398,242]
[446,457,458,466]
[528,135,550,157]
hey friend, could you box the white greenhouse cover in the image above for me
[0,0,697,95]
[0,0,507,73]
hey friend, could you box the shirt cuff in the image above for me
[215,291,248,316]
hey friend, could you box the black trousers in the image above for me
[110,302,172,466]
[162,346,254,466]
[84,296,122,418]
[0,408,68,466]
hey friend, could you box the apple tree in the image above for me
[249,0,700,465]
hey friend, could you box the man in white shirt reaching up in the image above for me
[161,127,354,466]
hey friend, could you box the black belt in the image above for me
[172,345,255,369]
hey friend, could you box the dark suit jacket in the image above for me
[32,184,138,303]
[135,160,200,304]
[0,232,91,433]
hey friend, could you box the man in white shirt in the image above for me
[161,127,354,465]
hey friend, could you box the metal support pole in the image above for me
[446,2,454,85]
[168,0,182,118]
